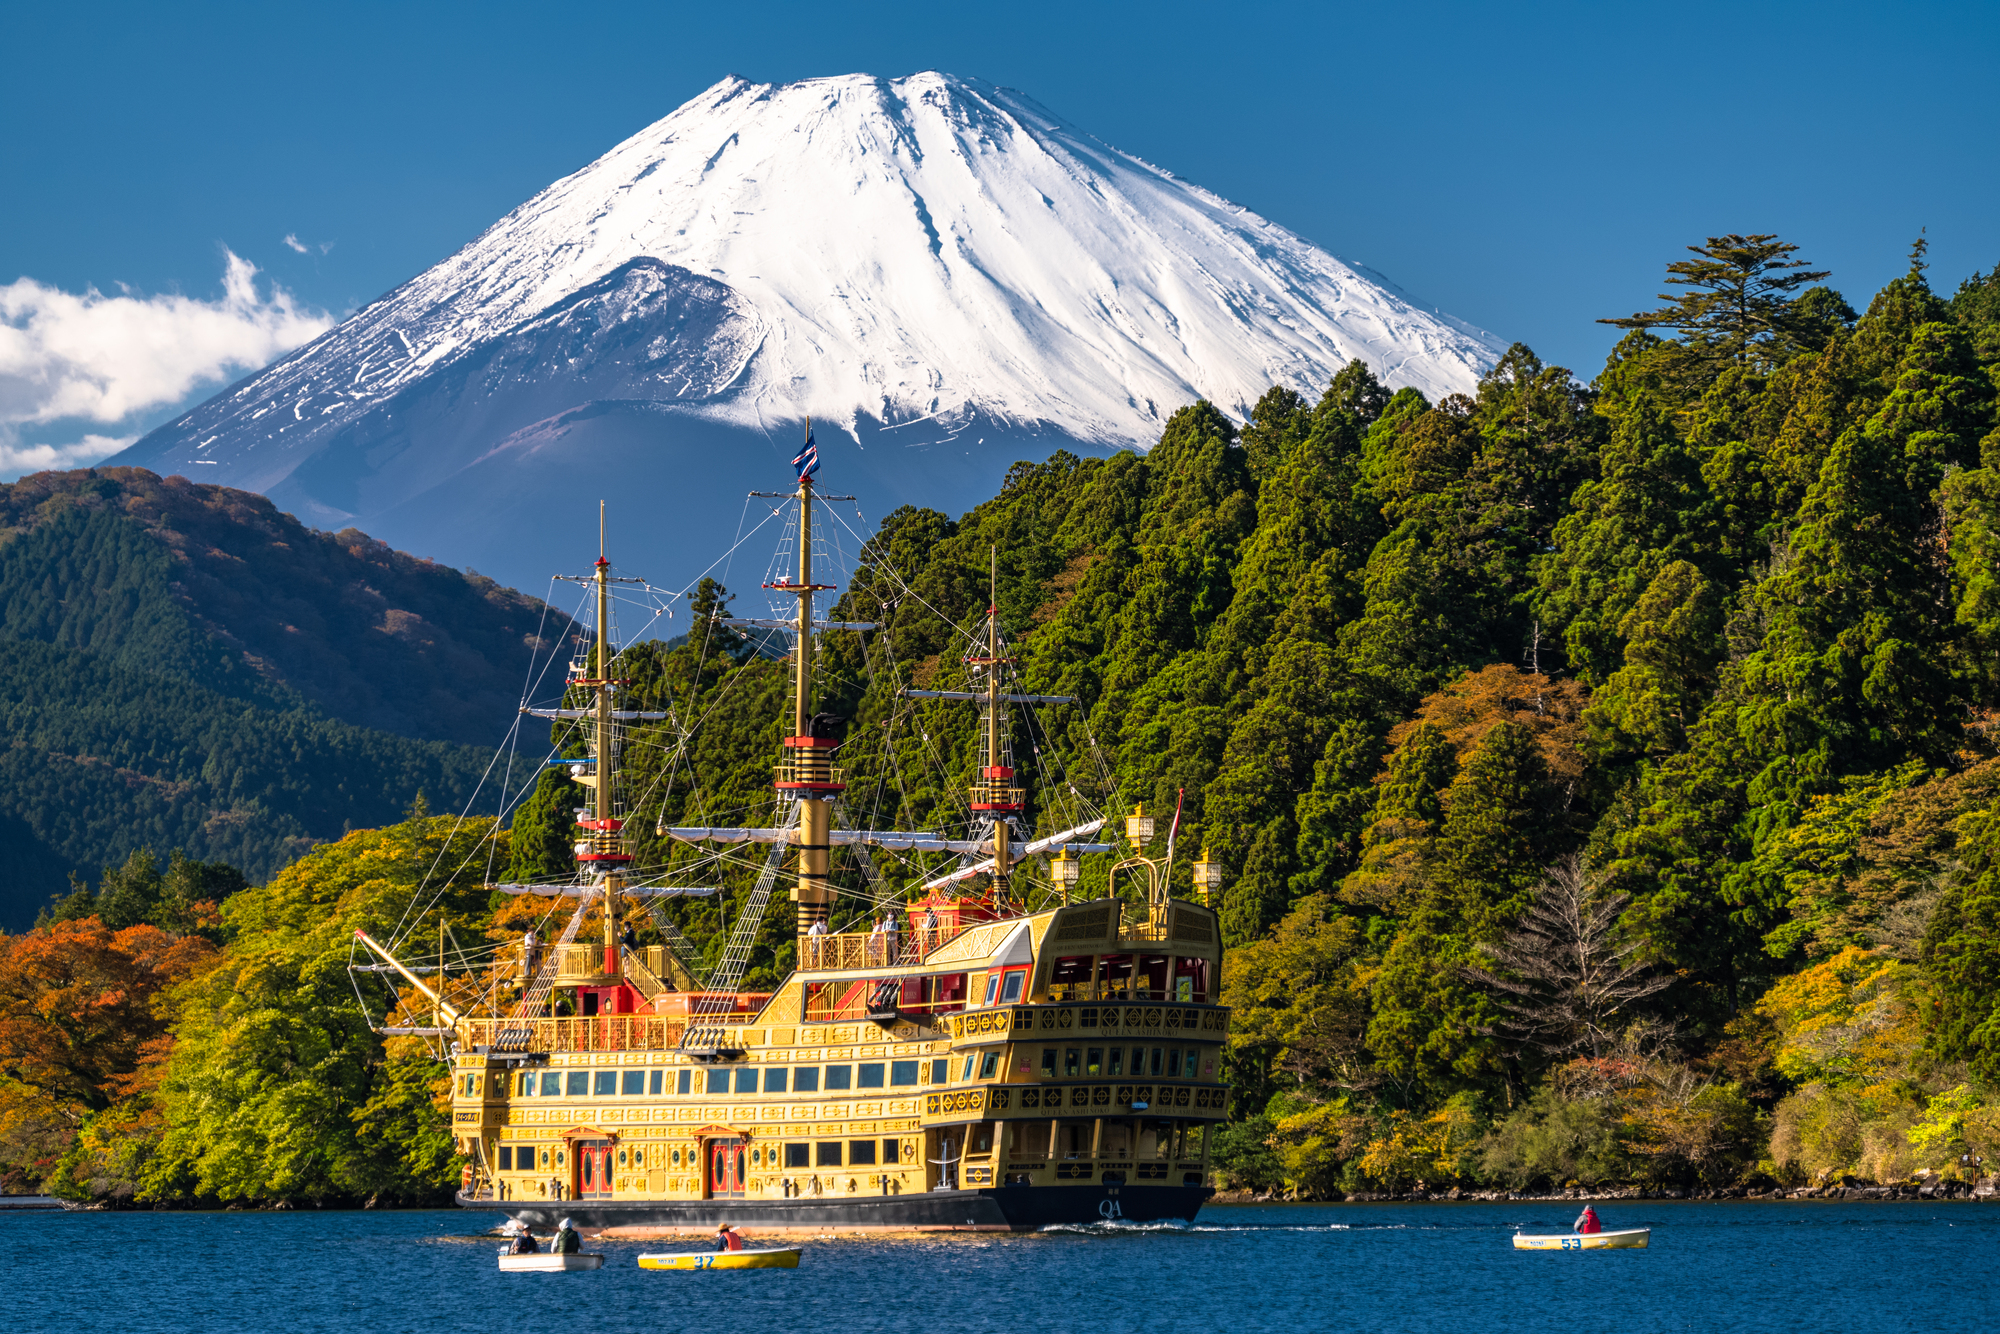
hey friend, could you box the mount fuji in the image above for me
[114,72,1505,595]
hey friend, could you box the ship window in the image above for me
[764,1067,788,1093]
[1085,1048,1102,1077]
[733,1068,758,1094]
[706,1069,730,1094]
[498,1147,513,1171]
[979,1052,1000,1079]
[1041,1049,1057,1077]
[520,1073,534,1096]
[983,973,1000,1007]
[594,1071,617,1096]
[961,1054,977,1081]
[1050,955,1093,983]
[785,1143,810,1169]
[1166,1049,1182,1078]
[671,1148,682,1168]
[565,1072,589,1096]
[1174,956,1210,1004]
[816,1142,842,1166]
[677,1069,692,1095]
[1176,976,1194,1002]
[795,1066,821,1092]
[931,1059,948,1084]
[1079,1008,1098,1029]
[1064,1048,1080,1078]
[1149,1048,1163,1077]
[848,1140,877,1165]
[882,1139,900,1164]
[825,1065,852,1090]
[858,1063,885,1089]
[650,1069,664,1096]
[1108,1048,1124,1077]
[933,973,968,1011]
[890,1060,919,1086]
[622,1070,645,1095]
[972,1123,993,1155]
[1000,969,1026,1003]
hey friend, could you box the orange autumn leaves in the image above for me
[0,918,216,1191]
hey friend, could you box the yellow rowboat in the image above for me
[498,1252,605,1271]
[1513,1228,1650,1251]
[638,1249,802,1271]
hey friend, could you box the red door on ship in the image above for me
[577,1140,613,1199]
[707,1138,745,1198]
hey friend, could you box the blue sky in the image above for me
[3,0,1997,474]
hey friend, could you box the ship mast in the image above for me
[769,427,844,941]
[592,504,623,969]
[969,548,1022,907]
[561,501,642,973]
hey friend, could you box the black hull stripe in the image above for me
[463,1184,1212,1233]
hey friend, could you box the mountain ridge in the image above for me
[112,71,1504,592]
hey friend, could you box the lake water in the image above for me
[13,1199,1997,1333]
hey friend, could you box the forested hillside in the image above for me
[555,234,2000,1194]
[0,470,566,926]
[11,234,2000,1206]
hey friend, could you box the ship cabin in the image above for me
[450,893,1230,1210]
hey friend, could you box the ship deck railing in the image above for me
[460,1014,704,1053]
[798,924,971,972]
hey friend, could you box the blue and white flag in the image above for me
[793,427,820,482]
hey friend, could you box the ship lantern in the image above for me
[1049,847,1081,900]
[1124,804,1155,847]
[1192,847,1225,905]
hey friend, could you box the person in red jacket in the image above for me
[1573,1205,1602,1234]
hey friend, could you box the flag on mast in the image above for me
[793,422,820,482]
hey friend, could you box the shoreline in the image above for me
[1210,1180,2000,1205]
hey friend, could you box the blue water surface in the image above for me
[11,1199,1997,1333]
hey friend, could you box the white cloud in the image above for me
[0,432,136,475]
[283,233,309,254]
[0,250,334,430]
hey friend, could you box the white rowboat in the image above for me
[1513,1228,1650,1250]
[498,1252,605,1271]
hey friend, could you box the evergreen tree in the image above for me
[1600,233,1831,368]
[1584,561,1723,764]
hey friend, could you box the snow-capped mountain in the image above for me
[116,72,1505,594]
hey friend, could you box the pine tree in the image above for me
[1434,720,1556,936]
[1584,561,1722,764]
[1600,234,1831,368]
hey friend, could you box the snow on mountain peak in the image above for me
[113,72,1507,592]
[236,73,1499,452]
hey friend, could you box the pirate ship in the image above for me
[353,441,1233,1233]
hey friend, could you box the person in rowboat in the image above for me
[1573,1205,1602,1234]
[714,1224,745,1252]
[505,1223,539,1255]
[552,1218,583,1254]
